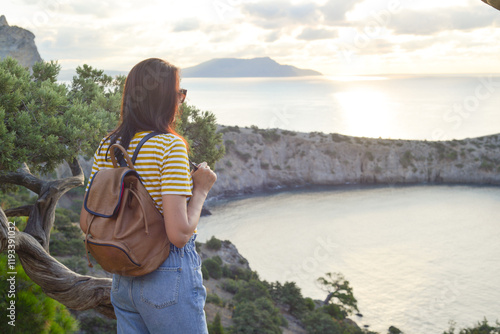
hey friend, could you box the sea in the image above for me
[180,75,500,334]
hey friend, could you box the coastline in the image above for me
[208,125,500,201]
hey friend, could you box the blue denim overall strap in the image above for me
[110,234,208,334]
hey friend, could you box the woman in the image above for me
[86,58,216,333]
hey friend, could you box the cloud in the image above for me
[264,30,282,43]
[172,18,201,32]
[387,7,500,35]
[321,0,360,24]
[297,27,337,40]
[241,0,322,29]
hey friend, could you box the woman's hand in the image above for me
[191,162,217,196]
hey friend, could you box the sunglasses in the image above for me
[178,88,187,104]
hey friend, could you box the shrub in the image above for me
[259,129,281,143]
[221,279,241,294]
[231,297,284,334]
[400,150,414,168]
[78,311,117,334]
[0,254,80,334]
[208,313,225,334]
[281,130,297,136]
[269,281,308,319]
[234,279,270,303]
[219,125,240,134]
[203,258,222,279]
[202,266,209,280]
[206,236,222,251]
[222,265,254,281]
[234,150,252,163]
[224,140,235,149]
[302,309,341,334]
[206,293,224,307]
[304,297,315,311]
[61,256,88,275]
[365,151,374,161]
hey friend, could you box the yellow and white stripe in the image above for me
[86,131,193,214]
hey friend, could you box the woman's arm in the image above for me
[162,163,216,248]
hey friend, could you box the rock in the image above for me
[0,15,7,27]
[209,126,500,199]
[0,15,43,68]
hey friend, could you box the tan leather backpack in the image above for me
[80,133,170,276]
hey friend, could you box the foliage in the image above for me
[177,104,225,166]
[203,257,223,279]
[208,312,225,334]
[268,281,309,318]
[218,125,241,134]
[0,253,80,333]
[317,272,359,317]
[76,310,117,334]
[206,235,222,250]
[302,309,341,334]
[443,319,500,334]
[69,64,125,109]
[206,293,225,307]
[202,265,210,280]
[0,185,32,230]
[230,297,284,334]
[222,265,255,281]
[221,278,241,294]
[61,256,89,275]
[234,279,271,303]
[258,128,281,143]
[50,208,85,257]
[0,58,118,174]
[399,150,414,169]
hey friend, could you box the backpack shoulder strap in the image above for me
[131,131,162,164]
[117,131,163,167]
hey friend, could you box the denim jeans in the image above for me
[111,234,208,333]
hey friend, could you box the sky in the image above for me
[3,0,500,75]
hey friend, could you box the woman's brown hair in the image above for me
[106,58,188,157]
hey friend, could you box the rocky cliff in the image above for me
[0,15,42,68]
[209,126,500,198]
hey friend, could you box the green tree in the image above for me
[231,297,283,334]
[443,319,500,334]
[302,309,341,334]
[0,58,117,174]
[0,253,79,333]
[203,257,223,279]
[177,103,225,166]
[317,272,359,318]
[268,281,309,319]
[0,57,226,322]
[208,312,225,334]
[234,279,271,303]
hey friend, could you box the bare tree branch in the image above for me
[482,0,500,11]
[0,163,44,194]
[5,205,32,217]
[23,159,85,251]
[0,207,115,319]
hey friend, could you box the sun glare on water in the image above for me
[334,89,394,139]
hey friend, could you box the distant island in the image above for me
[181,57,322,78]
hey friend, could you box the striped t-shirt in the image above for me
[86,131,193,215]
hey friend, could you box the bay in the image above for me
[197,185,500,333]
